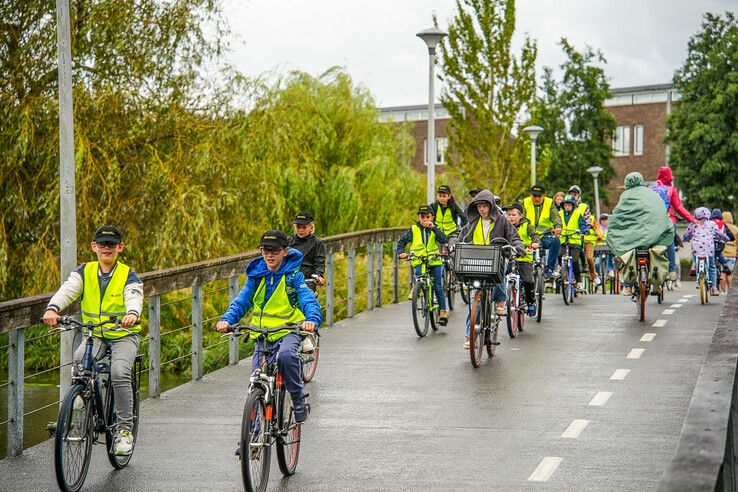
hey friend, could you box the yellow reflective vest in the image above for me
[434,205,459,236]
[559,209,583,247]
[410,224,442,269]
[523,196,554,234]
[516,222,534,263]
[81,261,140,339]
[251,275,306,342]
[473,219,494,245]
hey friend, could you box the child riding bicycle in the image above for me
[682,207,729,296]
[216,230,322,423]
[42,225,143,456]
[505,203,540,317]
[559,195,589,290]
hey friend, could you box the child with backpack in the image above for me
[682,208,729,296]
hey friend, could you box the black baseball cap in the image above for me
[437,185,451,194]
[469,188,482,198]
[259,230,289,249]
[293,211,314,225]
[94,225,122,244]
[417,205,434,216]
[505,203,524,214]
[530,183,545,196]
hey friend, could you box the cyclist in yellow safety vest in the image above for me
[216,230,322,423]
[559,195,590,290]
[505,203,541,317]
[568,185,601,287]
[596,213,615,278]
[397,205,449,326]
[522,183,562,280]
[430,185,467,238]
[42,225,143,457]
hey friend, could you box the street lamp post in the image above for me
[587,166,604,219]
[417,26,447,205]
[523,126,543,187]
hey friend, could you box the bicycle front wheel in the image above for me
[276,389,301,476]
[445,269,455,311]
[55,383,94,492]
[411,281,430,337]
[241,387,271,492]
[535,269,544,323]
[469,290,486,368]
[560,260,570,306]
[506,282,519,338]
[105,379,140,469]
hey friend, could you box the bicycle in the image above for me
[631,249,664,321]
[300,277,321,383]
[558,229,583,305]
[505,256,527,338]
[695,254,710,305]
[225,323,313,492]
[49,317,143,492]
[404,253,440,337]
[532,248,544,323]
[440,244,468,310]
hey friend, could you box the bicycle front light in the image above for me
[472,280,481,289]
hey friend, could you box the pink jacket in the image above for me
[657,167,694,224]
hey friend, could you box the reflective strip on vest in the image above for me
[80,261,139,339]
[410,224,442,269]
[523,196,554,233]
[252,275,306,342]
[559,209,583,246]
[434,205,458,236]
[516,223,533,263]
[473,219,494,245]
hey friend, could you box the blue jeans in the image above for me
[414,264,447,312]
[465,285,506,337]
[540,234,561,274]
[666,224,677,272]
[251,333,304,400]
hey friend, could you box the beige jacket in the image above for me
[724,212,738,258]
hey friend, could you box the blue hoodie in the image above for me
[220,249,322,327]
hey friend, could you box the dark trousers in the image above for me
[541,234,561,274]
[516,261,535,304]
[560,245,583,282]
[251,333,304,400]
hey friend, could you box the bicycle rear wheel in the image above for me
[486,314,500,357]
[105,379,140,469]
[506,282,519,338]
[276,389,301,476]
[55,383,94,492]
[241,387,271,492]
[460,283,470,304]
[301,335,320,383]
[560,260,570,306]
[535,270,544,323]
[429,284,439,332]
[445,269,455,311]
[411,281,429,337]
[699,273,708,304]
[469,290,486,368]
[638,278,647,322]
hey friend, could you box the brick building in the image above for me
[378,104,451,172]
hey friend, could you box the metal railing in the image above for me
[659,283,738,491]
[0,227,406,457]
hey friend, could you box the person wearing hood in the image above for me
[606,172,674,296]
[217,230,322,423]
[458,189,525,348]
[430,185,468,237]
[722,211,738,290]
[683,208,730,295]
[655,166,695,280]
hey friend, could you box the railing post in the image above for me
[375,242,383,307]
[148,295,161,398]
[7,328,24,457]
[393,240,399,303]
[347,248,356,318]
[367,242,375,310]
[228,276,240,365]
[191,284,203,381]
[325,253,335,326]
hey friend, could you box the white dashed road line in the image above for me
[684,294,695,298]
[653,319,667,327]
[627,348,645,359]
[610,369,630,380]
[670,303,682,308]
[589,391,613,406]
[528,457,562,482]
[662,309,675,315]
[640,333,656,342]
[561,419,590,439]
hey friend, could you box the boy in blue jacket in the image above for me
[216,230,322,422]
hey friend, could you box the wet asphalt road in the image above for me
[0,282,725,491]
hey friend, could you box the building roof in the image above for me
[609,83,674,95]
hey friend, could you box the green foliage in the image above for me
[439,0,538,203]
[530,39,617,204]
[667,12,738,209]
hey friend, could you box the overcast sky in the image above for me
[222,0,734,107]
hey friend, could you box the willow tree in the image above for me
[439,0,537,202]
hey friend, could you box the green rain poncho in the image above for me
[606,172,674,257]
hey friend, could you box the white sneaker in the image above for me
[675,279,682,288]
[114,430,134,456]
[594,277,602,286]
[577,282,585,291]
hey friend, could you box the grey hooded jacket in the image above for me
[458,189,525,257]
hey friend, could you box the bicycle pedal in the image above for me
[234,446,241,457]
[491,342,501,346]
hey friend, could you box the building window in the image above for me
[612,126,630,156]
[424,137,448,165]
[634,125,644,156]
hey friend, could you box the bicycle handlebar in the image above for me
[220,322,316,339]
[47,316,141,334]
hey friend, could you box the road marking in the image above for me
[678,299,689,303]
[561,419,590,439]
[627,348,645,359]
[528,457,562,482]
[510,348,520,351]
[662,309,675,315]
[589,391,613,406]
[653,319,667,327]
[684,294,695,298]
[670,303,682,308]
[640,333,656,342]
[610,369,630,380]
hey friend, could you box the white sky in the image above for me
[222,0,734,107]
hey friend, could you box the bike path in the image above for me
[0,283,725,490]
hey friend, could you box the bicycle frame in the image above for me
[408,254,439,313]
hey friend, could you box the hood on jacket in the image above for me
[711,208,723,220]
[657,166,673,186]
[725,211,735,225]
[625,172,645,189]
[465,189,502,224]
[245,248,304,279]
[694,207,711,220]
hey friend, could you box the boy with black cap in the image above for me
[505,203,540,316]
[288,211,326,292]
[42,225,143,456]
[522,183,562,281]
[430,185,467,237]
[396,205,449,325]
[216,230,321,422]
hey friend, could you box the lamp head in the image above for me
[587,166,603,178]
[417,27,447,53]
[522,125,543,141]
